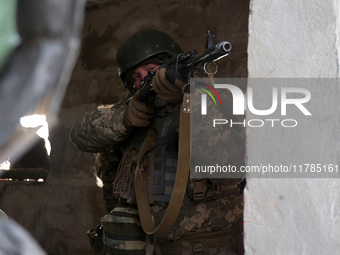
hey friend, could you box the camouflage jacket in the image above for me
[70,96,244,241]
[69,101,129,153]
[70,99,180,153]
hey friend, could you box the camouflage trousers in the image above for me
[100,194,244,255]
[151,226,243,255]
[148,194,244,255]
[151,194,243,241]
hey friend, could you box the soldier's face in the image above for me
[131,63,159,89]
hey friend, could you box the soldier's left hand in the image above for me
[123,92,154,131]
[152,65,187,104]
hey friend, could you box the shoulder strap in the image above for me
[135,94,191,235]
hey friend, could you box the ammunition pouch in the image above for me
[113,148,139,203]
[101,207,146,255]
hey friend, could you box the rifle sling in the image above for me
[135,96,190,235]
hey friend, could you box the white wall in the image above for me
[246,0,340,254]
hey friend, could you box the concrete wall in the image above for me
[246,0,340,254]
[0,1,249,254]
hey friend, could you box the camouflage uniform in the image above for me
[70,97,244,254]
[95,152,120,213]
[70,29,244,255]
[70,101,129,153]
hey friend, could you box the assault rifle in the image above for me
[139,31,232,105]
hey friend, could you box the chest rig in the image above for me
[113,113,189,204]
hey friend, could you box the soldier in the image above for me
[70,29,244,255]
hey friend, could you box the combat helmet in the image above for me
[117,29,183,90]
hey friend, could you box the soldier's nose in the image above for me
[140,70,148,81]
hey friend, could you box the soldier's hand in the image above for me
[123,92,154,131]
[152,65,187,104]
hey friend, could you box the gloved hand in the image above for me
[123,92,154,131]
[152,65,187,104]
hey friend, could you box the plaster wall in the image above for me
[246,0,340,254]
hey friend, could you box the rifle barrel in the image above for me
[179,41,232,73]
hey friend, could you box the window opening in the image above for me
[0,114,50,183]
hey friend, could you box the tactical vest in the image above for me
[113,114,190,204]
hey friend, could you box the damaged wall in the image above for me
[0,0,249,254]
